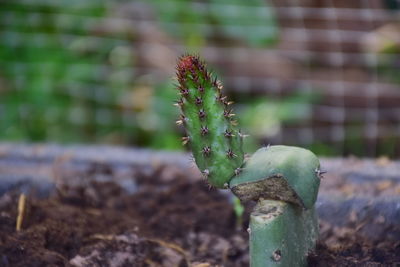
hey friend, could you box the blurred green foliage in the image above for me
[237,92,319,153]
[151,0,278,48]
[0,0,117,142]
[0,0,320,155]
[377,53,400,84]
[0,0,281,149]
[1,0,397,158]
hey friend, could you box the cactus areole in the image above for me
[175,55,244,188]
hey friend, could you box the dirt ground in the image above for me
[0,160,399,267]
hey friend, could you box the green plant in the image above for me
[175,55,322,266]
[233,196,244,229]
[150,0,278,48]
[175,55,244,188]
[0,0,183,148]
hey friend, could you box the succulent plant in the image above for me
[175,55,244,188]
[250,199,318,267]
[230,145,321,209]
[174,54,322,266]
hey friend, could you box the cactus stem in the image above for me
[202,146,211,156]
[248,199,318,267]
[175,54,244,188]
[174,55,322,266]
[200,126,209,136]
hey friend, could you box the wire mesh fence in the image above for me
[0,0,399,157]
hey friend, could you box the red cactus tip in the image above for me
[177,55,199,72]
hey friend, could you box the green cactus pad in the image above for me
[175,55,244,188]
[229,145,320,209]
[250,199,318,267]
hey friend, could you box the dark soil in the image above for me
[0,163,399,267]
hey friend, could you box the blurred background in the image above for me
[0,0,399,158]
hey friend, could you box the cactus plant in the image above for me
[174,55,322,266]
[231,146,321,267]
[249,199,318,267]
[230,145,321,209]
[175,55,244,188]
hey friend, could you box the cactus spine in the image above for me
[175,55,244,188]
